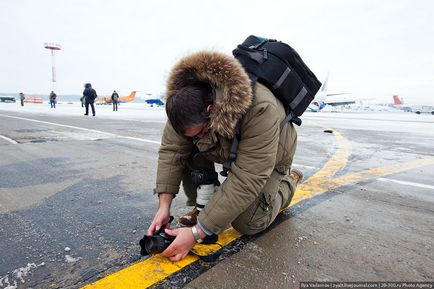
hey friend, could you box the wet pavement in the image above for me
[0,108,433,289]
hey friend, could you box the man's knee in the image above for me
[232,169,296,235]
[232,218,269,235]
[231,194,273,235]
[279,174,297,209]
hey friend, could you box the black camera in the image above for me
[191,170,220,187]
[139,222,175,255]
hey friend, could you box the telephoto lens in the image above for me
[139,226,175,255]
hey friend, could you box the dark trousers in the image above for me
[182,150,216,206]
[85,102,95,116]
[113,101,118,111]
[50,100,56,108]
[20,100,24,106]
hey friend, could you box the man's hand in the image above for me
[147,207,170,236]
[160,227,196,261]
[147,193,174,236]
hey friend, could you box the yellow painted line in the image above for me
[82,126,434,289]
[291,156,434,206]
[292,125,351,205]
[82,228,242,289]
[82,125,351,289]
[330,156,434,190]
[83,254,198,289]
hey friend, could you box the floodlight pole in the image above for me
[44,43,61,91]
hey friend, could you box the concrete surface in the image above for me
[0,104,433,289]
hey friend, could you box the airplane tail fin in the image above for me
[316,73,329,100]
[120,91,136,102]
[126,91,136,101]
[393,95,402,105]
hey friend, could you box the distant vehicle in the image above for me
[410,105,434,114]
[96,91,136,105]
[0,96,16,103]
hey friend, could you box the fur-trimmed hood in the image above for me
[166,51,253,139]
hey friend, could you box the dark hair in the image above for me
[166,82,213,135]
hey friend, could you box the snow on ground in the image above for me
[303,110,434,136]
[1,102,433,136]
[0,102,167,123]
[0,262,45,289]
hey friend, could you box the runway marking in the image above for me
[69,122,433,288]
[0,113,161,145]
[292,125,351,204]
[83,229,242,289]
[378,177,434,190]
[0,134,17,144]
[293,156,434,205]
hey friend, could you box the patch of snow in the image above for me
[65,255,82,263]
[0,262,44,289]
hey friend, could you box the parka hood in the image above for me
[166,51,253,139]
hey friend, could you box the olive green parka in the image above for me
[155,51,297,234]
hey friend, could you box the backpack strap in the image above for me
[280,110,302,127]
[220,120,242,177]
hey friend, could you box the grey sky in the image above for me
[1,0,433,104]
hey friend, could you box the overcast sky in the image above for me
[1,0,433,104]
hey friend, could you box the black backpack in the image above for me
[91,89,97,100]
[221,36,321,176]
[233,35,321,126]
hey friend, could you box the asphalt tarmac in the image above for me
[0,107,433,289]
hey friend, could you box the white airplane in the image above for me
[307,74,353,112]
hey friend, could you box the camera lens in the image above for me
[139,218,175,256]
[144,236,168,254]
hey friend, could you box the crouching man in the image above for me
[147,51,303,261]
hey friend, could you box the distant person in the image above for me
[19,92,25,106]
[83,83,97,116]
[49,91,57,108]
[111,90,119,111]
[80,96,84,107]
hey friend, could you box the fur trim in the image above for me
[166,51,252,139]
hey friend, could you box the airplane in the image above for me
[388,95,411,112]
[145,98,164,106]
[0,96,16,103]
[24,96,43,104]
[307,74,353,112]
[96,91,136,105]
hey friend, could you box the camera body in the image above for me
[191,170,219,187]
[139,226,175,255]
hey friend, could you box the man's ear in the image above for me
[206,104,213,113]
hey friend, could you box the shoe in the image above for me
[84,113,88,116]
[290,168,304,185]
[179,208,199,226]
